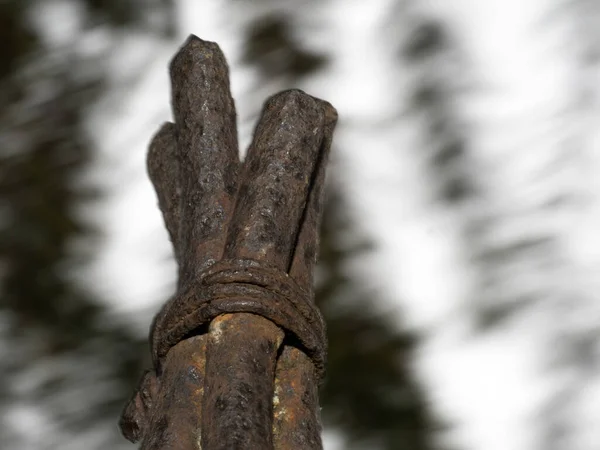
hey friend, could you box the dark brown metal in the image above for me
[120,34,337,450]
[202,313,283,449]
[273,346,322,449]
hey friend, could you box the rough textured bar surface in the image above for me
[120,34,337,450]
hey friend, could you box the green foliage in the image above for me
[0,1,438,447]
[83,0,140,26]
[401,17,474,205]
[0,1,38,80]
[317,190,437,449]
[82,0,175,33]
[0,0,172,447]
[243,14,327,79]
[241,10,437,446]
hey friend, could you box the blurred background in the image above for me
[2,0,600,449]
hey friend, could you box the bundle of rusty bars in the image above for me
[119,36,337,450]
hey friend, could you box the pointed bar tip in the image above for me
[262,89,338,128]
[181,33,218,49]
[169,34,227,76]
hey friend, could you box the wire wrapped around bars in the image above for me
[150,258,327,380]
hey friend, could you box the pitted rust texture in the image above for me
[223,90,325,268]
[120,34,337,450]
[120,369,160,443]
[202,313,284,449]
[152,258,326,379]
[273,346,322,450]
[147,36,240,288]
[121,336,208,449]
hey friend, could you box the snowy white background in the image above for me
[45,0,600,448]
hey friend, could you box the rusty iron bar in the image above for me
[119,35,337,450]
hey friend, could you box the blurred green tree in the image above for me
[0,1,438,448]
[242,10,438,449]
[0,1,173,447]
[317,190,438,449]
[396,6,599,449]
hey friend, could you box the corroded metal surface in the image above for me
[202,313,283,449]
[273,346,322,450]
[121,336,208,449]
[120,34,337,450]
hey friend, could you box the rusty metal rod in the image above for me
[119,35,337,450]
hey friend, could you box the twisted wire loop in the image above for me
[151,258,327,380]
